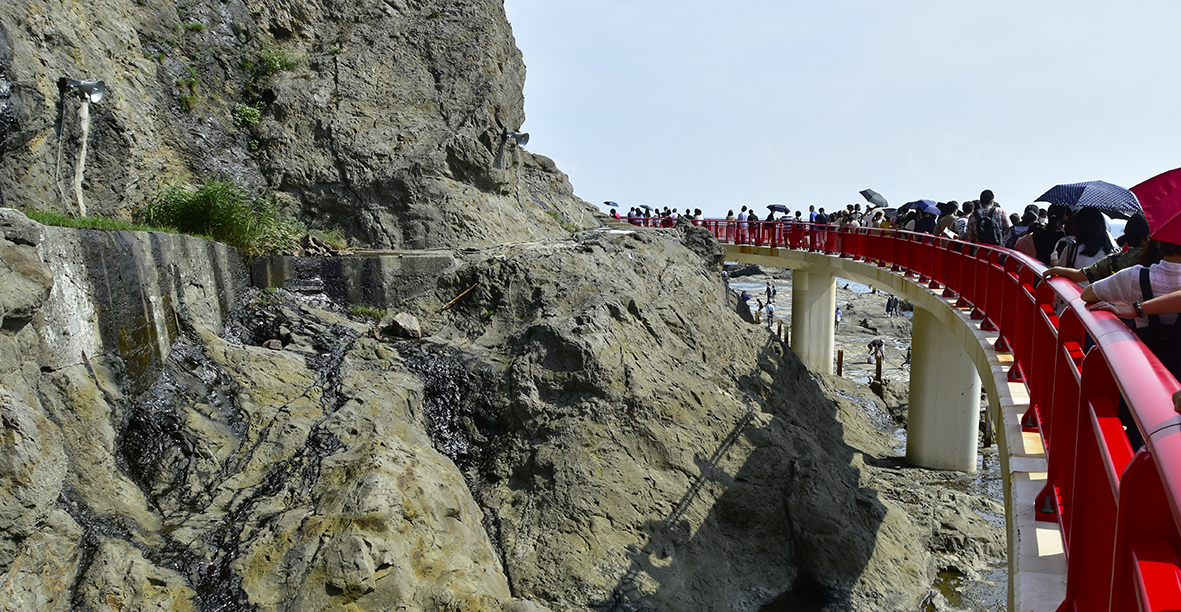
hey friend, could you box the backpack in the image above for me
[974,207,1002,245]
[1004,225,1028,250]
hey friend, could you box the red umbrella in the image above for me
[1130,167,1181,244]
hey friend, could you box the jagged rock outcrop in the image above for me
[0,0,596,248]
[0,214,1005,611]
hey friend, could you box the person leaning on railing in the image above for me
[1089,287,1181,414]
[1041,213,1152,285]
[1080,239,1181,430]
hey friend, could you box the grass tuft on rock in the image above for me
[348,305,388,320]
[136,181,307,255]
[258,47,300,75]
[21,209,174,233]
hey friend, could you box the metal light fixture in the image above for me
[504,130,529,147]
[58,78,106,103]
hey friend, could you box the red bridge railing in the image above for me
[695,218,1181,612]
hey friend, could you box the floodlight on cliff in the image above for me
[58,78,106,103]
[504,130,529,147]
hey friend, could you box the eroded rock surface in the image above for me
[0,215,1008,611]
[0,0,596,249]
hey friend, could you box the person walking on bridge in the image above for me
[965,189,1009,245]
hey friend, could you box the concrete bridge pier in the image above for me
[790,271,836,374]
[906,307,982,472]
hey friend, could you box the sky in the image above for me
[502,1,1181,219]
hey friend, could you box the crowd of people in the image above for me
[615,206,704,226]
[609,190,1181,419]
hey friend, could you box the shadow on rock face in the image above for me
[595,353,886,611]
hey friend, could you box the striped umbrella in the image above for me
[1034,180,1142,219]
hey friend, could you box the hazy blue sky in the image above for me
[503,1,1181,218]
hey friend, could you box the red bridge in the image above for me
[685,218,1181,612]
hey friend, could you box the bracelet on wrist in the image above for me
[1133,300,1145,317]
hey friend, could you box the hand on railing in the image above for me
[1043,267,1088,284]
[1085,300,1136,319]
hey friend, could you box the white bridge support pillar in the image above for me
[790,271,836,374]
[906,307,982,472]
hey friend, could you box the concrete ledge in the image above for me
[251,251,457,309]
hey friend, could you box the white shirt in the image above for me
[1091,260,1181,327]
[1072,247,1110,271]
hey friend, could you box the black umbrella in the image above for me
[767,204,788,213]
[1034,181,1142,219]
[860,189,888,208]
[640,204,653,211]
[604,201,619,207]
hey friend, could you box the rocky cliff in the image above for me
[0,0,594,248]
[0,212,1003,611]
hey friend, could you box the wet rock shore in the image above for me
[731,265,1007,611]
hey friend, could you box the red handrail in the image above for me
[697,219,1181,612]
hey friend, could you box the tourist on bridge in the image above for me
[1083,237,1181,445]
[1024,205,1067,266]
[934,201,959,237]
[1004,205,1039,249]
[954,201,974,238]
[1043,213,1152,285]
[965,189,1009,245]
[814,207,830,250]
[914,210,937,234]
[1050,208,1116,270]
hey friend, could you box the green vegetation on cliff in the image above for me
[136,181,305,255]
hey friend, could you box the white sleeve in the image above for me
[1090,266,1143,304]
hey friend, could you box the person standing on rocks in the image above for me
[868,338,885,362]
[765,301,775,327]
[835,306,842,331]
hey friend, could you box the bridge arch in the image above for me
[728,247,999,473]
[676,219,1181,612]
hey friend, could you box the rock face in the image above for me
[0,0,596,248]
[0,214,1008,611]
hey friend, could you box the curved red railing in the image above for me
[694,219,1181,612]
